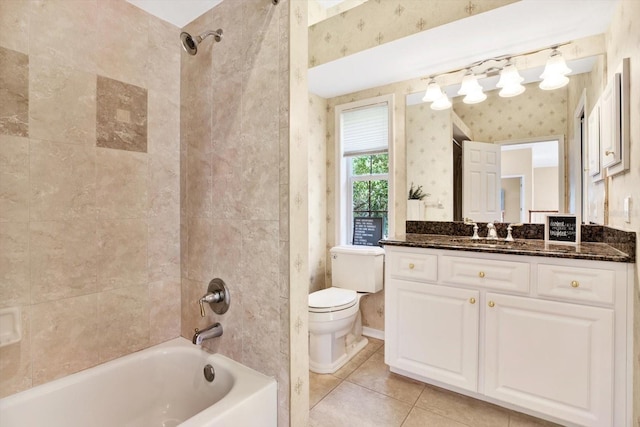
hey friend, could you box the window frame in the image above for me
[335,94,395,245]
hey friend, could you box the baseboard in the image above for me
[362,326,384,341]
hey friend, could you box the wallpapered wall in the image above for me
[602,1,640,424]
[308,93,328,294]
[308,0,516,67]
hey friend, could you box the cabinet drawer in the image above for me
[387,250,437,282]
[440,256,529,292]
[537,264,616,305]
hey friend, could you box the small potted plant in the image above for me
[407,183,429,220]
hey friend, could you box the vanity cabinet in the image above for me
[384,246,633,427]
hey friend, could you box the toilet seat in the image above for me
[308,288,357,313]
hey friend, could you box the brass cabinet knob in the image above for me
[469,297,476,304]
[488,301,495,307]
[478,271,485,278]
[409,263,415,270]
[571,280,580,288]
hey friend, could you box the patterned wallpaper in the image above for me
[602,2,640,424]
[452,82,569,143]
[308,0,516,67]
[308,93,327,294]
[406,104,454,221]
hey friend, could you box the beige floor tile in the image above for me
[309,372,341,409]
[333,337,383,379]
[509,411,563,427]
[401,407,469,427]
[415,384,510,427]
[310,381,412,427]
[347,351,425,404]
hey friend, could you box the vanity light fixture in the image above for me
[420,44,571,109]
[497,61,525,97]
[539,48,572,90]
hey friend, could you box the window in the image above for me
[335,95,394,245]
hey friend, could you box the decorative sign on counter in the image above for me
[353,217,383,246]
[545,214,580,245]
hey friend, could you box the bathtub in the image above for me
[0,338,277,427]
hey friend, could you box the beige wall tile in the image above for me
[30,220,97,304]
[211,220,243,285]
[0,222,30,308]
[96,148,148,219]
[147,91,180,159]
[149,279,181,345]
[28,0,97,72]
[0,306,31,398]
[148,214,180,282]
[28,59,96,145]
[185,217,213,282]
[241,221,279,300]
[31,294,100,385]
[0,47,29,137]
[97,219,148,291]
[96,0,148,88]
[148,155,179,219]
[96,76,148,153]
[0,0,29,54]
[146,17,180,100]
[0,135,29,222]
[186,147,212,218]
[97,285,150,362]
[29,140,96,221]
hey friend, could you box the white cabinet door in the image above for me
[484,293,614,427]
[386,279,479,391]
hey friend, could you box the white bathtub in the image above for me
[0,338,277,427]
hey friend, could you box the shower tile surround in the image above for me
[179,0,303,425]
[0,0,180,398]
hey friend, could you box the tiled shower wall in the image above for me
[179,0,298,425]
[0,0,181,397]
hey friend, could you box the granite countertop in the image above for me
[380,234,633,263]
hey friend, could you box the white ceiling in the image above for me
[126,0,224,28]
[309,0,619,98]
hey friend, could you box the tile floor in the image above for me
[309,338,562,427]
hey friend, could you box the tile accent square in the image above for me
[96,76,147,153]
[0,46,28,137]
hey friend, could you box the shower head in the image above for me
[180,29,223,56]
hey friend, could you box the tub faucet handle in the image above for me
[198,278,231,317]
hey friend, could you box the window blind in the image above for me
[341,103,389,157]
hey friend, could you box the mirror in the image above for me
[405,73,585,223]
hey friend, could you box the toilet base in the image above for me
[309,335,368,374]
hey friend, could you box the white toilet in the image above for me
[308,245,384,374]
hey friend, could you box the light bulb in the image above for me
[431,93,452,110]
[422,79,444,103]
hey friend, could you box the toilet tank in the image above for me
[330,245,385,293]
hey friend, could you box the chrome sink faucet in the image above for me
[505,223,523,241]
[192,322,223,345]
[464,218,480,240]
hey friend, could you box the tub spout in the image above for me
[192,322,223,345]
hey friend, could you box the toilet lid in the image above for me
[309,288,357,310]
